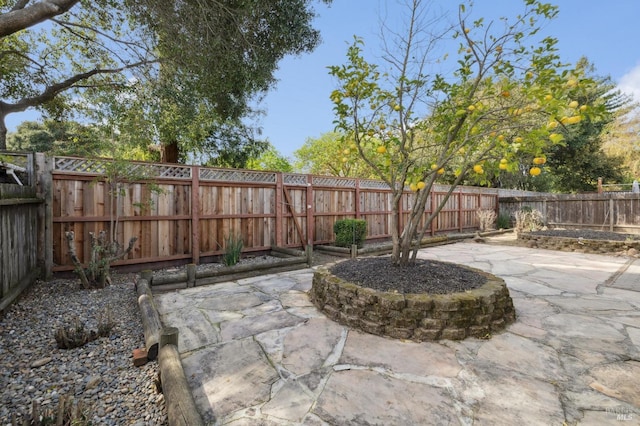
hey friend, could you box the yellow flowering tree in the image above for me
[329,0,604,266]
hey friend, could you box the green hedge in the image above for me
[333,219,367,248]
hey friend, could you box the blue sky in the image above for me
[257,0,640,159]
[7,0,640,161]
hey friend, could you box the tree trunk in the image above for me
[161,140,179,163]
[0,113,7,150]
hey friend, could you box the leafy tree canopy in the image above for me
[0,0,331,161]
[246,143,293,172]
[329,0,608,265]
[294,131,377,177]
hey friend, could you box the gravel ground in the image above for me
[0,275,166,426]
[529,229,640,241]
[330,256,487,294]
[0,253,326,426]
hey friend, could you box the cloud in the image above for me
[618,63,640,104]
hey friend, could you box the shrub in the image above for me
[223,233,243,266]
[496,213,511,229]
[514,207,544,233]
[334,219,367,248]
[476,209,497,231]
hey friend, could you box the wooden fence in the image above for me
[49,156,499,272]
[500,192,640,233]
[0,153,42,311]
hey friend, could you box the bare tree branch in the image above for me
[0,0,79,38]
[0,59,157,115]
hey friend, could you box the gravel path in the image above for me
[0,275,167,425]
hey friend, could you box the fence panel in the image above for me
[0,152,41,311]
[47,156,499,272]
[499,193,640,232]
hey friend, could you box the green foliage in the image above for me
[496,213,511,229]
[333,219,367,248]
[328,0,600,265]
[294,131,377,177]
[222,233,244,266]
[7,120,109,156]
[246,143,293,172]
[602,108,640,180]
[0,0,332,160]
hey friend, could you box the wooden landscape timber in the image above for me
[149,249,308,292]
[135,276,162,360]
[158,327,204,426]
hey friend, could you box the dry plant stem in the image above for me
[65,230,137,288]
[65,231,91,288]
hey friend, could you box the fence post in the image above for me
[458,191,463,233]
[306,175,314,248]
[355,179,361,220]
[191,166,200,265]
[609,196,614,232]
[275,173,283,247]
[35,153,53,279]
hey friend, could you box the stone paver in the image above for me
[155,238,640,425]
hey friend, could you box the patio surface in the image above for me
[155,237,640,425]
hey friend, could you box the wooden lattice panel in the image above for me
[199,168,276,183]
[313,176,356,188]
[283,174,308,186]
[360,179,391,190]
[54,157,192,179]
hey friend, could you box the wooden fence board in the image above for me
[42,156,500,271]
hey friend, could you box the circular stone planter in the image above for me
[310,263,516,341]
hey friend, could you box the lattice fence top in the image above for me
[313,176,357,188]
[54,157,192,179]
[200,168,276,184]
[283,174,308,186]
[360,179,392,190]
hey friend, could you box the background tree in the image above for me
[474,59,628,193]
[602,107,640,180]
[330,0,602,266]
[246,143,293,172]
[0,0,331,162]
[294,131,377,177]
[7,119,106,156]
[542,59,628,192]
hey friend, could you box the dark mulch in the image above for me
[529,229,640,241]
[329,256,486,295]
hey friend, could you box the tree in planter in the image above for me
[65,157,159,288]
[329,0,603,266]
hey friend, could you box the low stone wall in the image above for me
[310,265,516,341]
[518,233,640,255]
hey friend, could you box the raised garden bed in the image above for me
[310,259,516,341]
[147,247,310,292]
[518,229,640,255]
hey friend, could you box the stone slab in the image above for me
[281,317,345,376]
[220,310,306,341]
[181,339,279,423]
[339,330,461,378]
[313,369,458,425]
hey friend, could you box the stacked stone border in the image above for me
[518,233,640,255]
[310,263,516,341]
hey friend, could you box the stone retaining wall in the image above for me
[310,265,516,341]
[518,233,640,255]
